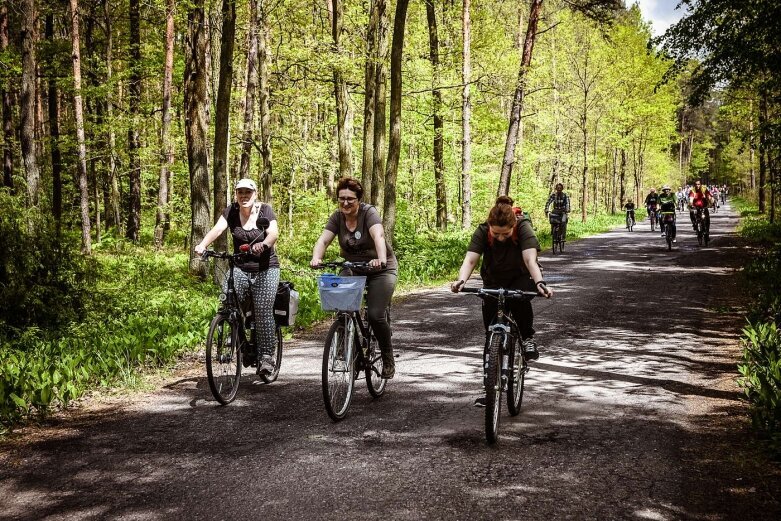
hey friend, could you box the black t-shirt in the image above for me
[467,220,540,289]
[222,202,280,272]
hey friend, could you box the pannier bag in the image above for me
[274,281,299,326]
[317,274,367,312]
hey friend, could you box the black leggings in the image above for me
[481,297,535,341]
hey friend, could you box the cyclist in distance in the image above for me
[624,199,636,227]
[658,185,677,242]
[195,178,281,375]
[451,196,553,361]
[688,179,714,231]
[545,182,571,239]
[310,177,398,379]
[644,188,660,223]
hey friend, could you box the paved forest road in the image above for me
[2,203,781,521]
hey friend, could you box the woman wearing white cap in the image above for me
[195,178,281,374]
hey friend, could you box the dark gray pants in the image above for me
[365,269,397,356]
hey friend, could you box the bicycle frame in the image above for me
[485,295,519,388]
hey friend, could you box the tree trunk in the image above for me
[155,0,176,249]
[258,3,273,203]
[461,0,472,229]
[0,4,12,191]
[104,0,121,231]
[371,1,389,208]
[331,0,353,179]
[185,0,212,276]
[21,0,40,207]
[748,98,755,190]
[69,0,92,254]
[498,0,543,196]
[382,0,410,244]
[239,0,259,181]
[212,0,236,251]
[126,0,142,241]
[425,0,446,230]
[45,14,62,230]
[758,92,767,213]
[361,0,380,199]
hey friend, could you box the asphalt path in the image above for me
[2,202,780,520]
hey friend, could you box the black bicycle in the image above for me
[693,207,710,246]
[625,209,635,232]
[314,260,389,421]
[648,205,658,232]
[201,247,283,404]
[460,286,537,444]
[549,214,565,254]
[661,212,676,250]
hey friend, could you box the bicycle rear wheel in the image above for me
[322,318,356,421]
[506,337,526,416]
[259,326,283,384]
[206,315,241,405]
[365,335,387,397]
[485,333,503,444]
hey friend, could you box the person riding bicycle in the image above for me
[623,200,636,226]
[644,188,660,223]
[451,195,552,365]
[310,177,398,379]
[688,179,713,231]
[544,183,570,239]
[195,178,281,375]
[677,188,687,211]
[658,185,677,242]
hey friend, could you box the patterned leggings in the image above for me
[223,267,280,356]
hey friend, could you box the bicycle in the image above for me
[460,286,537,444]
[549,213,566,254]
[314,260,389,421]
[661,212,676,251]
[625,210,635,232]
[648,205,658,232]
[693,207,710,246]
[201,247,283,405]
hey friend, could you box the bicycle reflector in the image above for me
[240,244,250,252]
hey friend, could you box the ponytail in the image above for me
[488,195,516,228]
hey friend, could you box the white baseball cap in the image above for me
[235,178,257,191]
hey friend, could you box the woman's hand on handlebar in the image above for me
[450,279,465,293]
[194,243,207,256]
[310,257,322,268]
[536,281,553,298]
[368,258,386,269]
[251,242,266,255]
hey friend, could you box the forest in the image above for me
[0,0,779,440]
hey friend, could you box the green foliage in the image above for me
[0,192,95,336]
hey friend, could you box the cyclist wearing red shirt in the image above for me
[688,179,713,230]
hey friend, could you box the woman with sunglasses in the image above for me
[310,177,398,379]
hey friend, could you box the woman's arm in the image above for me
[194,216,229,255]
[252,219,280,254]
[522,248,553,298]
[310,229,337,267]
[451,251,481,292]
[368,223,388,268]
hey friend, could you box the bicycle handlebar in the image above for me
[460,287,538,299]
[200,250,250,261]
[312,260,386,270]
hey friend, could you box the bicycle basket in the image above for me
[317,275,367,311]
[548,213,564,225]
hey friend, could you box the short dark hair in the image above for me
[336,177,363,199]
[555,183,564,190]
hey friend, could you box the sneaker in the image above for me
[673,239,677,243]
[661,232,666,237]
[522,339,539,361]
[473,397,486,407]
[381,357,395,379]
[257,354,274,375]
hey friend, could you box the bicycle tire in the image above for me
[365,335,387,397]
[485,333,503,444]
[704,231,710,246]
[322,318,356,421]
[259,326,283,384]
[206,315,241,405]
[506,337,526,416]
[697,223,703,246]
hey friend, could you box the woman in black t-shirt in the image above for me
[195,178,281,375]
[310,177,398,379]
[451,196,552,361]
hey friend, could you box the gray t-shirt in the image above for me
[325,203,397,270]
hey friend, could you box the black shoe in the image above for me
[522,339,539,361]
[381,357,395,379]
[473,397,486,407]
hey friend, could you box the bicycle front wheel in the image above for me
[259,326,283,384]
[506,337,526,416]
[206,315,241,405]
[485,333,503,444]
[322,318,356,421]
